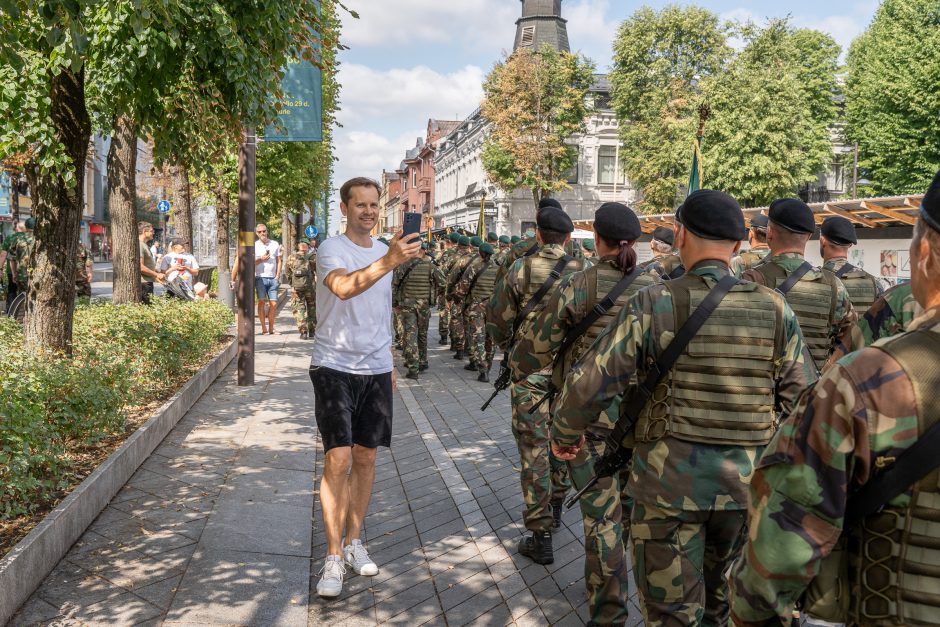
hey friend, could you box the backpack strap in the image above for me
[835,262,857,279]
[776,261,814,297]
[514,255,573,334]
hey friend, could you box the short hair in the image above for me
[138,221,154,234]
[651,239,673,254]
[538,229,568,245]
[170,238,185,248]
[769,222,811,250]
[913,217,940,271]
[340,177,381,205]
[751,227,768,244]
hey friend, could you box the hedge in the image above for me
[0,299,233,519]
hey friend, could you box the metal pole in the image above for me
[237,127,256,386]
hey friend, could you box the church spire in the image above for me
[513,0,570,53]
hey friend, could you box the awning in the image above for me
[89,224,105,235]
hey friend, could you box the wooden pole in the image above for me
[237,128,256,386]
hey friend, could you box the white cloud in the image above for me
[337,63,485,125]
[722,7,870,57]
[564,0,619,70]
[341,0,516,52]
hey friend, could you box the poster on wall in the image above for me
[880,249,911,285]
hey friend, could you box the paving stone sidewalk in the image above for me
[9,310,641,626]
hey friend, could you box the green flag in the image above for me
[687,135,703,195]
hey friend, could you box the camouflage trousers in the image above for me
[510,373,571,531]
[631,502,747,627]
[400,300,431,374]
[394,308,404,345]
[466,301,494,371]
[568,430,632,627]
[75,281,92,299]
[291,289,317,334]
[438,296,450,341]
[448,296,466,350]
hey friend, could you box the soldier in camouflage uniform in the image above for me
[75,242,94,298]
[2,221,25,310]
[394,245,445,379]
[730,174,940,627]
[819,215,884,313]
[641,225,684,279]
[552,190,815,626]
[445,235,474,359]
[487,206,587,565]
[492,235,511,267]
[517,203,657,626]
[743,199,857,373]
[828,281,922,367]
[285,239,317,338]
[456,243,498,380]
[730,213,770,277]
[581,237,595,260]
[495,198,565,285]
[437,233,460,345]
[8,218,34,312]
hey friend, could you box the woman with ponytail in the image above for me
[513,202,656,627]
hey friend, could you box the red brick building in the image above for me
[394,119,460,232]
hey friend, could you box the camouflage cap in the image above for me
[298,238,311,245]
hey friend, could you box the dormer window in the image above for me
[520,26,535,47]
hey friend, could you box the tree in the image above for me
[845,0,940,195]
[703,20,839,206]
[0,0,322,351]
[609,5,730,213]
[480,46,595,206]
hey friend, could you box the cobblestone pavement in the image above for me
[10,311,641,626]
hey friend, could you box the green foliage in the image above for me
[703,20,840,206]
[480,46,595,203]
[845,0,940,195]
[609,5,731,212]
[0,299,233,519]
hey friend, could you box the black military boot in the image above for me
[419,363,429,372]
[463,362,477,371]
[454,350,465,360]
[551,499,564,531]
[439,335,448,345]
[518,530,553,565]
[477,370,489,383]
[405,370,419,380]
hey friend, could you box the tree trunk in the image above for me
[108,114,141,304]
[281,211,293,255]
[170,163,193,246]
[24,68,91,353]
[10,171,19,222]
[214,177,231,272]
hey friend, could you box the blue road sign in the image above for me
[305,225,318,239]
[158,200,171,214]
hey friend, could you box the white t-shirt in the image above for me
[158,252,199,285]
[255,239,281,278]
[311,235,392,375]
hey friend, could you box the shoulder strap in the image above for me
[555,267,643,367]
[514,255,573,332]
[466,260,490,296]
[835,262,857,279]
[609,274,739,445]
[776,261,814,296]
[844,329,940,529]
[396,260,418,291]
[524,243,540,257]
[666,264,686,280]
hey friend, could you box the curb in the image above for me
[0,336,237,626]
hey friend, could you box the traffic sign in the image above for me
[305,225,318,239]
[157,200,171,214]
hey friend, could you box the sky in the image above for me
[327,0,881,233]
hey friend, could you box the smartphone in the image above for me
[402,212,422,238]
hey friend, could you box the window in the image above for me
[520,26,535,47]
[412,169,417,188]
[594,93,611,109]
[598,146,623,185]
[563,162,578,185]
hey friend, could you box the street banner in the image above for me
[264,57,323,142]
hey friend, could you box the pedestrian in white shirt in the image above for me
[254,224,282,334]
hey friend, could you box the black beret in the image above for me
[675,189,746,241]
[651,226,675,246]
[479,243,494,255]
[749,214,769,231]
[821,216,857,246]
[922,168,940,233]
[510,236,521,244]
[448,232,460,243]
[594,202,641,242]
[538,197,563,211]
[458,235,471,246]
[769,198,816,234]
[536,206,574,233]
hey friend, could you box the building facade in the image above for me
[378,170,402,235]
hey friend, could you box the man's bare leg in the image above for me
[345,445,377,542]
[267,298,279,334]
[321,447,352,556]
[257,300,268,333]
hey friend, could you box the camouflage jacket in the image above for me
[743,252,857,369]
[445,248,474,300]
[827,281,921,367]
[75,244,93,285]
[393,257,444,307]
[512,257,659,429]
[642,252,683,279]
[284,251,314,292]
[730,246,770,277]
[553,261,816,511]
[453,254,485,301]
[9,233,33,285]
[491,247,511,267]
[495,236,539,284]
[486,243,586,360]
[729,306,940,625]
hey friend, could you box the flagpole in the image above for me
[478,192,486,238]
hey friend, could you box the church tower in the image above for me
[513,0,570,53]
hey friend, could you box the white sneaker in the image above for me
[316,558,345,597]
[343,540,379,576]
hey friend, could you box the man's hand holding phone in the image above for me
[386,231,422,268]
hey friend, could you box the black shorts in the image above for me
[310,366,393,452]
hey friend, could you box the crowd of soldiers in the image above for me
[0,217,93,317]
[390,172,937,627]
